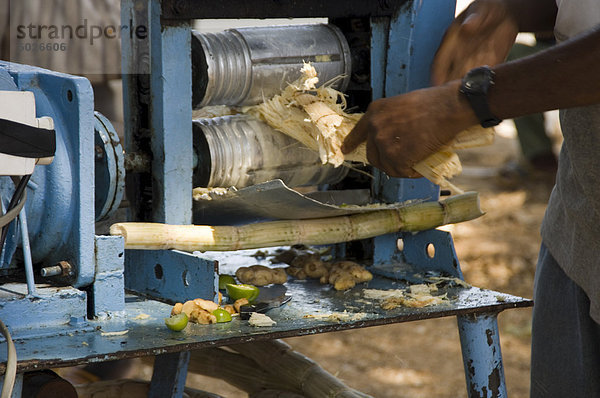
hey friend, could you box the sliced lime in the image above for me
[226,283,259,302]
[164,313,188,331]
[219,274,236,290]
[212,308,233,323]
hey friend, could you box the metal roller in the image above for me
[192,24,352,107]
[193,115,348,188]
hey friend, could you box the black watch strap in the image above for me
[460,66,502,128]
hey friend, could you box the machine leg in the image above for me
[457,313,507,398]
[149,351,190,398]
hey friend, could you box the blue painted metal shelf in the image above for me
[0,265,531,373]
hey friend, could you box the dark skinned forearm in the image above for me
[489,26,600,120]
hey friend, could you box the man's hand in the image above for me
[341,82,478,178]
[431,0,518,85]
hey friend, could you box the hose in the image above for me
[0,319,16,398]
[0,191,27,229]
[0,175,30,255]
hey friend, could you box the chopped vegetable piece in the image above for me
[212,308,233,323]
[219,274,236,290]
[226,283,260,302]
[164,313,188,331]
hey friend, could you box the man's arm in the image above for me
[491,26,600,119]
[342,26,600,178]
[432,0,558,85]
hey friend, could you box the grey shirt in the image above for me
[541,0,600,323]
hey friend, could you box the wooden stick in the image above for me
[110,192,483,251]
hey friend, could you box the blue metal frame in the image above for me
[121,1,511,396]
[0,63,103,340]
[0,62,96,288]
[124,249,218,304]
[369,3,508,395]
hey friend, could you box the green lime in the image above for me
[164,313,188,331]
[219,274,236,290]
[212,308,233,323]
[226,283,260,302]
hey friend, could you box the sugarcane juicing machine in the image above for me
[0,0,531,396]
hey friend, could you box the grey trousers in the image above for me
[531,244,600,397]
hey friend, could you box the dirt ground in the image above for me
[120,120,557,398]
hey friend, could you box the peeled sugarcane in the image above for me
[244,63,494,193]
[109,191,482,252]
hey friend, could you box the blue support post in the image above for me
[371,1,455,268]
[138,3,195,394]
[91,236,125,317]
[149,0,193,225]
[372,0,458,203]
[457,313,507,398]
[370,1,456,271]
[149,351,191,398]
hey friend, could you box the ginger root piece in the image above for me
[286,252,322,280]
[192,309,217,324]
[236,265,288,286]
[278,246,372,291]
[171,296,240,326]
[303,259,329,279]
[286,266,308,280]
[194,298,219,313]
[332,261,373,283]
[223,305,236,315]
[181,298,220,321]
[332,275,356,291]
[234,298,249,313]
[327,261,373,291]
[290,253,321,269]
[171,302,183,316]
[181,300,198,318]
[272,245,310,264]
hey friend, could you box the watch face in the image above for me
[464,77,483,91]
[463,67,493,93]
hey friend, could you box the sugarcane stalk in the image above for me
[229,340,372,398]
[74,379,223,398]
[187,348,295,395]
[250,390,306,398]
[110,192,482,251]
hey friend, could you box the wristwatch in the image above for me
[459,66,502,128]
